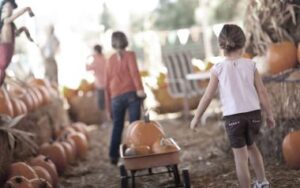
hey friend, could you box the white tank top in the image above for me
[211,58,260,116]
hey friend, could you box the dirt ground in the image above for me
[58,118,300,188]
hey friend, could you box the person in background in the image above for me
[105,31,146,165]
[190,24,275,188]
[40,24,60,84]
[86,44,106,112]
[0,0,34,85]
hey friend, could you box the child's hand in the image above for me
[190,117,200,130]
[266,116,275,128]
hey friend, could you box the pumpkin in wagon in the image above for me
[124,113,165,147]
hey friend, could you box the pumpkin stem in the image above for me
[15,176,23,184]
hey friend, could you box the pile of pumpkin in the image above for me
[63,79,95,102]
[0,78,58,118]
[124,115,178,156]
[249,42,300,75]
[3,122,89,188]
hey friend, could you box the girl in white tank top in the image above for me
[190,24,275,188]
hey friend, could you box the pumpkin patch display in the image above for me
[124,115,166,147]
[282,131,300,169]
[152,138,178,154]
[29,155,58,187]
[32,166,53,187]
[8,162,38,180]
[266,41,297,74]
[4,176,33,188]
[124,145,151,156]
[38,142,68,174]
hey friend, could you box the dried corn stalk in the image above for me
[244,0,300,55]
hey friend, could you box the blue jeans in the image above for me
[109,91,141,160]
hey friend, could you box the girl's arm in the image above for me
[254,70,275,128]
[15,26,33,42]
[5,7,34,23]
[190,73,218,129]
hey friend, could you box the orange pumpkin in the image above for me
[282,131,300,169]
[4,176,33,188]
[29,155,58,187]
[125,116,165,147]
[30,178,52,188]
[10,87,34,112]
[38,142,67,174]
[72,122,89,140]
[266,41,297,74]
[8,162,38,180]
[0,87,14,117]
[68,133,88,159]
[63,87,78,101]
[32,166,53,187]
[28,88,42,109]
[152,138,178,154]
[59,140,76,164]
[36,86,51,105]
[124,145,151,156]
[78,79,94,93]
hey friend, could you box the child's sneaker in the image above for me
[253,180,270,188]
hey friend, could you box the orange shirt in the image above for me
[105,51,143,106]
[86,54,106,89]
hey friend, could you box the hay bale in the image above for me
[68,93,105,124]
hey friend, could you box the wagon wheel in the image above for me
[120,165,128,188]
[182,169,190,188]
[172,165,181,186]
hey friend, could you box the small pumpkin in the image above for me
[68,132,88,159]
[8,162,38,180]
[4,176,33,188]
[152,138,178,154]
[282,131,300,169]
[32,166,53,187]
[30,178,52,188]
[29,155,58,187]
[38,141,67,174]
[124,145,151,156]
[125,114,165,147]
[266,41,297,74]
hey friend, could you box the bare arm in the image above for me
[190,73,218,129]
[254,70,275,128]
[5,7,33,23]
[15,26,33,42]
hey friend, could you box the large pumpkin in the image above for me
[0,87,14,116]
[10,87,34,112]
[29,155,58,187]
[8,162,38,180]
[10,97,23,117]
[59,140,76,164]
[4,176,33,188]
[125,115,165,147]
[38,142,67,174]
[72,122,89,140]
[282,131,300,169]
[266,41,297,74]
[68,132,89,159]
[32,166,53,187]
